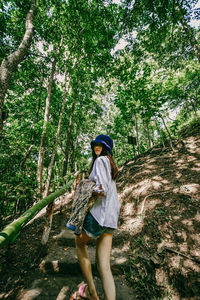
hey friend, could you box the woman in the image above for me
[72,134,119,300]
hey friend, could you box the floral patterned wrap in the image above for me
[68,179,96,235]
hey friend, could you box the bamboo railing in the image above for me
[0,180,73,248]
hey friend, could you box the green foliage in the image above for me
[0,0,200,220]
[177,115,200,137]
[0,0,31,61]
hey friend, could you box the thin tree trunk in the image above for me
[159,112,175,152]
[133,114,140,156]
[69,105,82,173]
[69,138,77,173]
[20,71,44,169]
[43,57,78,191]
[184,101,191,116]
[189,98,198,117]
[143,118,153,149]
[154,118,166,149]
[41,201,55,245]
[62,81,78,177]
[43,68,69,198]
[20,144,34,168]
[41,67,72,245]
[0,0,36,148]
[37,58,56,196]
[41,70,69,245]
[35,70,45,122]
[148,119,154,147]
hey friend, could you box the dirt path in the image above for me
[0,196,136,300]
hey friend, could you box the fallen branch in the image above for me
[156,169,173,177]
[139,189,174,215]
[165,247,200,264]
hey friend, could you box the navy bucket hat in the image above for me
[91,134,113,155]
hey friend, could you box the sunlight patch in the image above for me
[18,288,41,300]
[156,268,168,286]
[190,234,200,246]
[178,242,188,253]
[52,260,59,272]
[181,219,193,226]
[179,184,200,194]
[151,178,165,189]
[183,259,200,273]
[190,248,200,259]
[194,212,200,221]
[157,240,176,251]
[175,171,182,179]
[123,202,135,216]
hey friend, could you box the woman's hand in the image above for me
[92,184,104,197]
[92,190,104,197]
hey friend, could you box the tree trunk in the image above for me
[41,202,54,245]
[69,138,77,173]
[37,58,56,196]
[41,70,68,245]
[154,118,166,148]
[20,72,44,169]
[62,81,78,177]
[189,98,198,117]
[43,68,70,197]
[147,120,153,148]
[69,106,82,173]
[35,71,45,122]
[0,0,36,148]
[20,144,34,168]
[159,112,175,152]
[143,118,153,149]
[41,67,72,245]
[133,114,140,156]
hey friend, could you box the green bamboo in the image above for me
[0,181,73,248]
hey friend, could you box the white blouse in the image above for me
[89,156,120,229]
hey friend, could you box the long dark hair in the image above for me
[88,144,118,180]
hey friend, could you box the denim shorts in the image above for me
[83,212,114,238]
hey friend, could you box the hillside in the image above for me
[0,130,200,300]
[117,130,200,299]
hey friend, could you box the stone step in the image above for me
[51,228,76,247]
[18,274,136,300]
[40,242,130,276]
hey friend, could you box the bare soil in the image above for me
[0,130,200,299]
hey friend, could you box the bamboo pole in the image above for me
[0,180,73,248]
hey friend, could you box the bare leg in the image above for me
[96,233,116,300]
[75,231,99,300]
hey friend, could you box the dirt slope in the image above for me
[117,131,200,299]
[0,130,200,300]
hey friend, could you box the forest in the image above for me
[0,1,200,299]
[0,0,200,222]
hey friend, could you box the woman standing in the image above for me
[72,134,119,300]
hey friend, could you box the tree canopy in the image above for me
[0,0,199,219]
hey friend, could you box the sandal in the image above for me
[78,283,89,299]
[78,283,100,300]
[68,284,88,300]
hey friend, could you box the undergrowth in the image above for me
[123,246,164,300]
